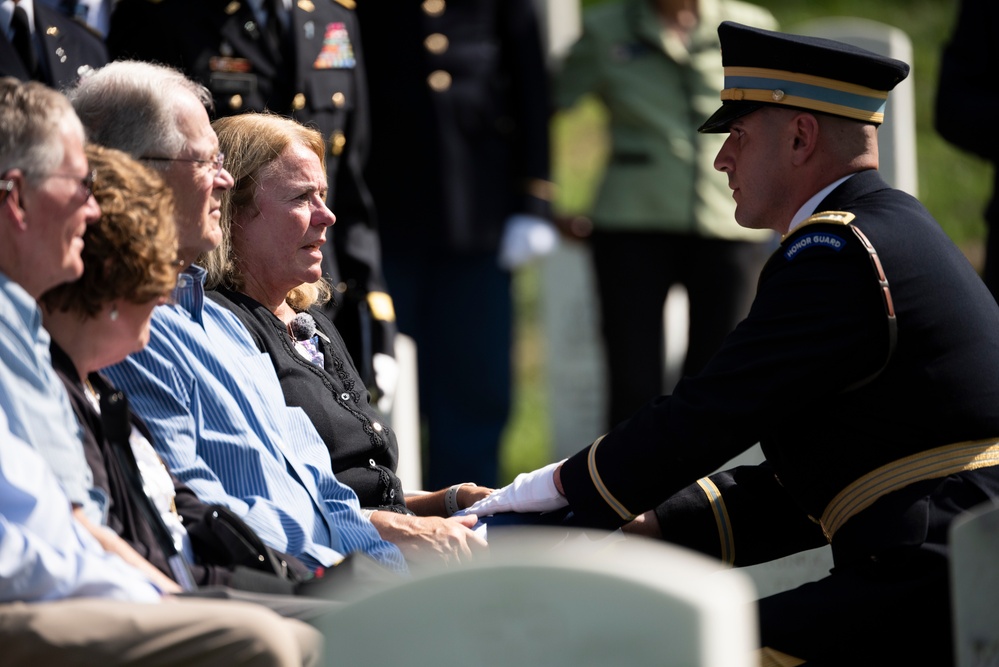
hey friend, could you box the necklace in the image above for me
[83,377,101,411]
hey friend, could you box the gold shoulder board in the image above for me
[799,210,856,228]
[334,0,357,9]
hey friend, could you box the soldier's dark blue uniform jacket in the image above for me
[107,0,394,385]
[557,19,993,665]
[0,2,107,89]
[562,168,999,567]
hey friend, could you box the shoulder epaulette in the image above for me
[800,210,856,228]
[334,0,356,9]
[782,211,856,242]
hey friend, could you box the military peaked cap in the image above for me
[698,21,910,133]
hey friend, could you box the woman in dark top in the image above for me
[204,112,490,564]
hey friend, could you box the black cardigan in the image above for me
[209,289,407,512]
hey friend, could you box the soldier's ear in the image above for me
[789,113,820,164]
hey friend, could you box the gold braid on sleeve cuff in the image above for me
[587,435,637,522]
[366,291,396,322]
[696,477,735,565]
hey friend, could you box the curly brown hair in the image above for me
[41,144,179,317]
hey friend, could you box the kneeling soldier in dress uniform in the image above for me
[467,22,999,666]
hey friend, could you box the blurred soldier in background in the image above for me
[1,0,107,88]
[355,0,556,489]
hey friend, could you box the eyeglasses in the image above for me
[141,153,226,178]
[44,169,97,200]
[0,169,96,201]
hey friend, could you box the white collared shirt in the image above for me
[246,0,292,30]
[1,0,35,40]
[787,174,855,235]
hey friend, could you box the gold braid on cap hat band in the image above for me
[721,66,889,124]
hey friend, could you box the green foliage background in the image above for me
[498,0,989,483]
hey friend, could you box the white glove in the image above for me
[372,352,398,415]
[497,214,559,270]
[463,459,568,516]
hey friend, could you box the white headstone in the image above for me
[950,500,999,667]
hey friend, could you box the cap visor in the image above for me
[697,102,763,133]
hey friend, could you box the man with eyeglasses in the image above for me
[68,60,408,575]
[0,75,324,667]
[0,75,102,524]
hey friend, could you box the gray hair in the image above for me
[0,77,83,183]
[67,60,213,161]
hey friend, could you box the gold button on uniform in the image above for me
[229,94,243,110]
[331,91,345,108]
[424,33,448,54]
[330,131,346,156]
[427,69,452,92]
[421,0,444,16]
[224,1,240,14]
[292,93,306,110]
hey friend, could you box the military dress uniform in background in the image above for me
[558,23,999,666]
[355,0,553,489]
[0,0,107,89]
[935,0,999,302]
[107,0,396,392]
[36,0,113,36]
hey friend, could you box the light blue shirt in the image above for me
[104,266,406,572]
[0,409,161,603]
[0,271,105,523]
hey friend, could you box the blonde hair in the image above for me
[203,112,332,310]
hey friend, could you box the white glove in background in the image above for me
[372,352,398,415]
[463,459,568,516]
[497,214,559,270]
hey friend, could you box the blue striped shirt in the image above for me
[103,266,406,572]
[0,272,105,524]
